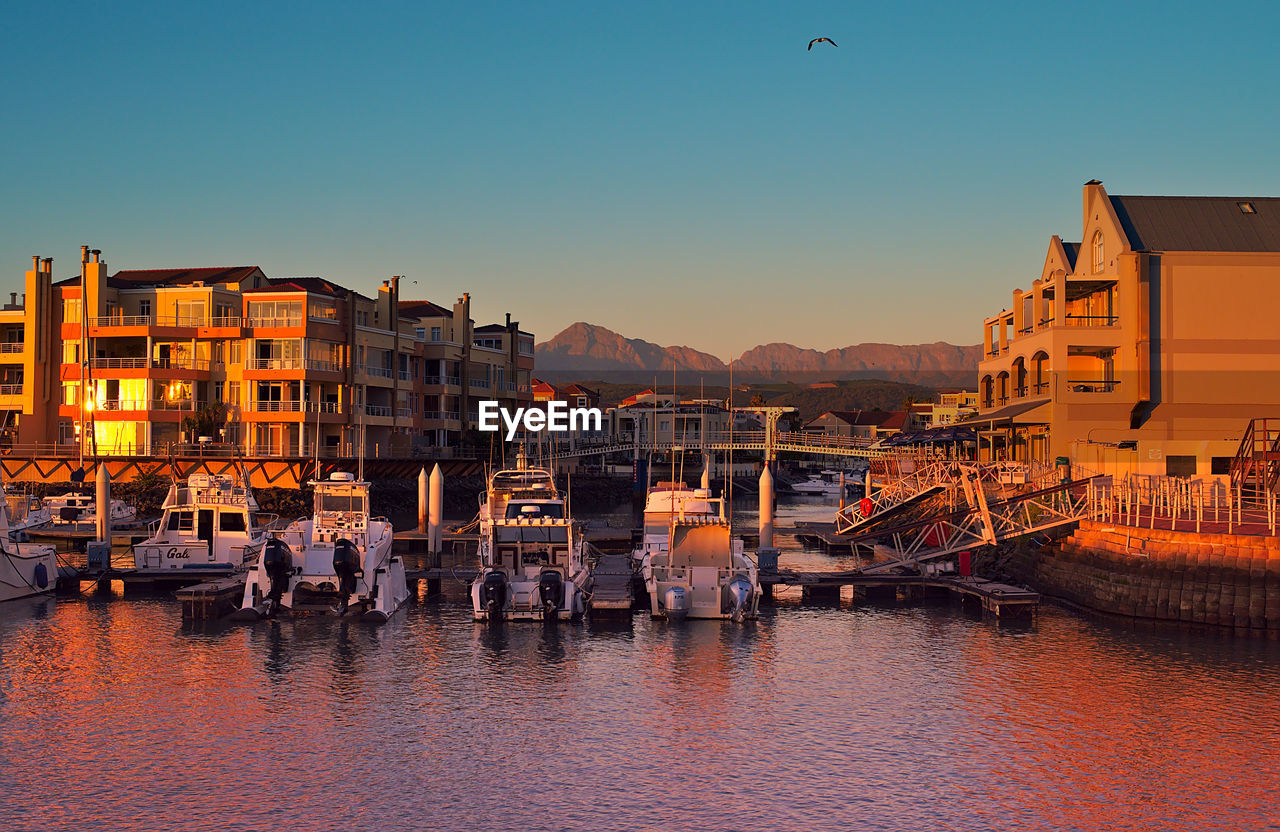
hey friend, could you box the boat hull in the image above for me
[0,545,59,604]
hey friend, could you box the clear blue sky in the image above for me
[3,1,1278,357]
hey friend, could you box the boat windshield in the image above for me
[504,501,564,519]
[495,526,569,544]
[318,492,366,514]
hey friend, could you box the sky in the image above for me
[3,1,1279,358]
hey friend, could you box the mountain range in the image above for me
[534,322,982,387]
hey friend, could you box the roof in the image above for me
[474,323,509,333]
[877,411,907,430]
[965,399,1050,425]
[244,276,352,298]
[1109,195,1280,252]
[562,383,598,397]
[399,299,452,318]
[811,410,899,427]
[1060,242,1080,269]
[55,266,263,289]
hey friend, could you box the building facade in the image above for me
[975,181,1280,477]
[6,251,531,457]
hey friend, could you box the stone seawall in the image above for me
[1003,520,1280,637]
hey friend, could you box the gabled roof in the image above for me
[1109,195,1280,252]
[562,383,598,397]
[474,323,509,334]
[1060,241,1080,269]
[56,266,264,289]
[877,411,907,430]
[399,299,452,318]
[244,276,352,298]
[810,410,897,427]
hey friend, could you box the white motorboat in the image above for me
[0,491,60,604]
[5,492,52,533]
[45,492,137,526]
[235,472,408,623]
[471,453,589,622]
[790,470,862,496]
[638,482,760,621]
[133,474,273,571]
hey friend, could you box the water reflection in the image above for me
[1,503,1278,831]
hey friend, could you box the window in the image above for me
[213,381,225,402]
[62,298,81,324]
[1166,455,1197,478]
[356,310,369,327]
[61,382,79,406]
[228,382,240,404]
[176,300,206,326]
[1239,201,1256,214]
[1092,230,1104,273]
[167,511,195,532]
[431,326,441,341]
[62,342,80,365]
[230,341,242,364]
[219,512,246,533]
[139,299,152,318]
[308,299,337,320]
[1211,457,1233,476]
[414,327,426,340]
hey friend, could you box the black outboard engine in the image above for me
[538,569,564,618]
[480,570,508,618]
[262,538,293,617]
[332,538,362,615]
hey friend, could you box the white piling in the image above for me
[95,464,111,544]
[428,463,443,553]
[838,471,846,512]
[701,452,712,491]
[417,467,428,534]
[758,464,774,551]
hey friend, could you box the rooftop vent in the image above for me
[1239,201,1256,214]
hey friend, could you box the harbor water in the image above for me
[2,495,1279,831]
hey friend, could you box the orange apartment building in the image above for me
[3,250,532,457]
[974,181,1280,477]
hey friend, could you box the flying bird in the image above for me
[808,37,837,51]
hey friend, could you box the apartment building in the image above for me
[6,250,531,457]
[974,181,1280,476]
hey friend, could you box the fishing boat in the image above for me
[790,469,862,496]
[471,452,589,622]
[132,474,272,571]
[4,490,52,533]
[44,492,137,526]
[637,481,760,621]
[235,472,408,623]
[0,492,60,604]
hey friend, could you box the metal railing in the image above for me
[91,357,148,369]
[247,400,304,412]
[364,404,393,417]
[0,384,23,396]
[362,365,394,379]
[445,376,461,386]
[397,407,412,418]
[246,357,303,371]
[245,316,304,328]
[1064,314,1118,326]
[469,378,490,389]
[0,343,24,354]
[307,401,342,413]
[1067,379,1119,393]
[398,370,412,381]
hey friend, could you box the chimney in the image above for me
[9,293,16,307]
[42,258,52,275]
[91,249,101,263]
[32,255,40,273]
[505,312,511,327]
[81,245,89,264]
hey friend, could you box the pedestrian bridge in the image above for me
[533,430,895,462]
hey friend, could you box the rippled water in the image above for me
[2,495,1279,832]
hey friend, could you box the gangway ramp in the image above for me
[834,460,952,535]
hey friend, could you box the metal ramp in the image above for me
[833,460,951,535]
[849,469,1096,574]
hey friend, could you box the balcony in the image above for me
[247,400,304,412]
[469,378,490,390]
[1064,314,1118,327]
[307,401,342,413]
[362,365,394,379]
[398,370,412,382]
[245,316,304,329]
[90,357,211,372]
[1067,379,1120,393]
[0,384,24,396]
[246,357,303,371]
[397,407,412,418]
[0,343,24,354]
[365,405,393,417]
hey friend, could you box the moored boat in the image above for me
[637,482,760,621]
[235,472,408,622]
[790,469,862,496]
[471,452,589,622]
[132,474,272,571]
[0,491,60,604]
[45,492,137,526]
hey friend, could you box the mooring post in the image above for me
[756,464,779,580]
[701,452,712,491]
[428,464,444,596]
[417,467,428,534]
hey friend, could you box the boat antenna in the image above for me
[727,358,733,525]
[357,392,365,482]
[313,390,322,482]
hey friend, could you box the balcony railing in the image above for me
[90,357,212,371]
[445,376,461,387]
[362,365,394,379]
[88,315,226,328]
[91,357,148,369]
[469,378,490,389]
[0,384,23,396]
[307,359,342,373]
[1064,314,1118,327]
[245,316,304,328]
[0,343,24,354]
[307,401,342,413]
[398,370,412,381]
[1067,379,1120,393]
[248,400,304,412]
[365,405,393,417]
[246,357,303,371]
[95,399,148,411]
[150,399,202,410]
[397,407,412,418]
[1033,381,1049,394]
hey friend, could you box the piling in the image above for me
[94,465,111,545]
[428,464,443,555]
[757,465,779,584]
[417,467,428,533]
[701,453,711,491]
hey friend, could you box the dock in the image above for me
[588,552,636,616]
[763,569,1039,617]
[175,575,245,620]
[789,521,857,555]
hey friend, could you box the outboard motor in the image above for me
[538,569,564,619]
[332,538,362,615]
[726,575,754,623]
[480,570,508,619]
[262,538,293,617]
[663,586,689,622]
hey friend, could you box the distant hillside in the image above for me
[760,380,939,421]
[535,323,980,387]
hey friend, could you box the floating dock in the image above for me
[587,552,636,617]
[764,570,1039,617]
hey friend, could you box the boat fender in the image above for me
[262,538,293,614]
[33,562,48,589]
[480,570,507,615]
[332,538,361,615]
[538,569,564,613]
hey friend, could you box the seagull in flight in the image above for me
[808,37,837,51]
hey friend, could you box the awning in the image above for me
[962,398,1050,428]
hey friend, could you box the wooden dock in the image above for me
[763,569,1039,617]
[175,575,245,620]
[587,552,636,617]
[789,521,857,555]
